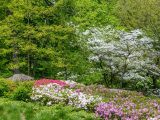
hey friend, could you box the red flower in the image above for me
[34,79,68,87]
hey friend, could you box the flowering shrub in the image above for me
[95,100,160,120]
[31,80,160,119]
[34,79,68,87]
[65,80,77,88]
[31,80,101,110]
[31,83,69,105]
[80,85,160,120]
[95,102,123,120]
[68,91,102,110]
[85,27,160,85]
[95,90,160,120]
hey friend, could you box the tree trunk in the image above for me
[110,73,114,84]
[27,53,30,76]
[13,49,20,74]
[152,76,157,89]
[64,67,68,80]
[99,58,108,85]
[102,72,108,85]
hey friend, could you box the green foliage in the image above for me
[116,0,160,59]
[0,0,91,80]
[0,78,33,101]
[157,79,160,88]
[0,78,16,97]
[11,81,33,101]
[136,79,153,95]
[79,71,102,85]
[116,0,160,35]
[0,78,9,96]
[73,0,119,29]
[12,86,31,101]
[0,0,159,90]
[0,98,98,120]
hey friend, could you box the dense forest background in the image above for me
[0,0,160,90]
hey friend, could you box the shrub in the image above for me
[0,78,9,96]
[0,98,98,120]
[16,81,34,90]
[95,102,123,120]
[12,86,31,101]
[12,81,34,101]
[31,81,102,110]
[136,78,153,95]
[95,100,160,120]
[0,78,16,97]
[157,79,160,88]
[34,79,68,87]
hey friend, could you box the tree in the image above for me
[0,0,82,79]
[73,0,118,30]
[85,26,160,88]
[116,0,160,77]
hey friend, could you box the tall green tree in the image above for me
[0,0,81,79]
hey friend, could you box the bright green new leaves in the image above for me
[0,0,79,78]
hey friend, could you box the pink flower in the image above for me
[34,78,68,87]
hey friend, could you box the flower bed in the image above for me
[31,79,101,110]
[31,80,160,120]
[94,90,160,120]
[95,100,160,120]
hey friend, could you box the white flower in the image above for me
[47,101,52,106]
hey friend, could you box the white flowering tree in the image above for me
[85,26,160,88]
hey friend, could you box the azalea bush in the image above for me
[95,100,160,120]
[74,84,160,120]
[94,89,160,120]
[31,79,102,110]
[95,102,123,120]
[34,79,68,87]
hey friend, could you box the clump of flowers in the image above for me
[68,91,102,110]
[31,79,101,110]
[31,79,160,119]
[34,79,68,87]
[65,80,77,88]
[95,95,160,120]
[31,83,70,105]
[95,102,123,120]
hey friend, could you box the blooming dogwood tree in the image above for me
[85,26,160,87]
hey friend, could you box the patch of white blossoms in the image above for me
[31,83,102,110]
[84,26,160,81]
[68,91,102,109]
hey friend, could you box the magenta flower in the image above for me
[34,79,68,87]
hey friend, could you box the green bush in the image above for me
[0,98,98,120]
[12,81,34,101]
[0,78,33,100]
[157,79,160,88]
[12,86,31,101]
[16,81,34,90]
[0,78,16,97]
[136,78,153,95]
[0,78,8,96]
[79,72,102,85]
[33,105,98,120]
